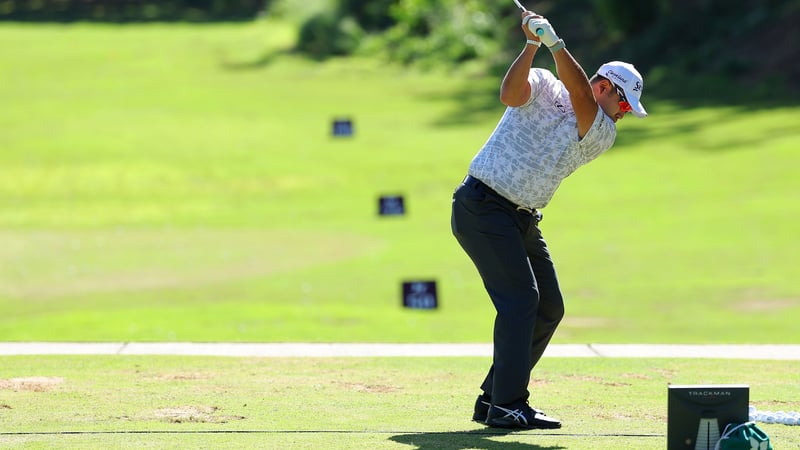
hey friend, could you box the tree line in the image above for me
[288,0,799,97]
[0,0,268,22]
[3,0,797,96]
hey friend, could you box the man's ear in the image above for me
[599,80,615,97]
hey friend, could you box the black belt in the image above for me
[462,175,538,215]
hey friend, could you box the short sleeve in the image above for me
[578,108,617,162]
[520,68,551,108]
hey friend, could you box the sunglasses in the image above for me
[613,83,633,113]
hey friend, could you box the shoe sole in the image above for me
[486,418,561,429]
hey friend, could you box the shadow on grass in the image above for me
[612,106,798,151]
[220,48,297,71]
[216,46,800,152]
[426,74,800,155]
[422,77,505,128]
[389,429,566,450]
[425,66,800,133]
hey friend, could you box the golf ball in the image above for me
[751,407,800,425]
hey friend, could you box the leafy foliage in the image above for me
[381,0,508,68]
[337,0,396,31]
[292,0,800,95]
[291,0,515,68]
[296,12,364,59]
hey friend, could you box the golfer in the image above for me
[451,11,647,429]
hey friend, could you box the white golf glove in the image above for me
[526,18,560,48]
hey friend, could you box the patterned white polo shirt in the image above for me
[468,68,617,209]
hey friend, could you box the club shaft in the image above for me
[514,0,543,37]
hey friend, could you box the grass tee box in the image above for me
[0,356,798,449]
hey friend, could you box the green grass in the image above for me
[0,21,799,450]
[1,21,799,344]
[0,356,798,449]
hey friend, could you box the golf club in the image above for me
[513,0,544,36]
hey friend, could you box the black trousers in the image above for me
[451,176,564,405]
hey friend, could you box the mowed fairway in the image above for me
[1,22,798,343]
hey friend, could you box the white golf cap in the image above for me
[597,61,647,118]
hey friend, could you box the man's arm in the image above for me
[552,48,598,138]
[528,17,599,138]
[499,12,540,107]
[500,45,536,107]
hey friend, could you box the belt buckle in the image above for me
[516,205,533,214]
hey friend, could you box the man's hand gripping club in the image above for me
[522,15,564,52]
